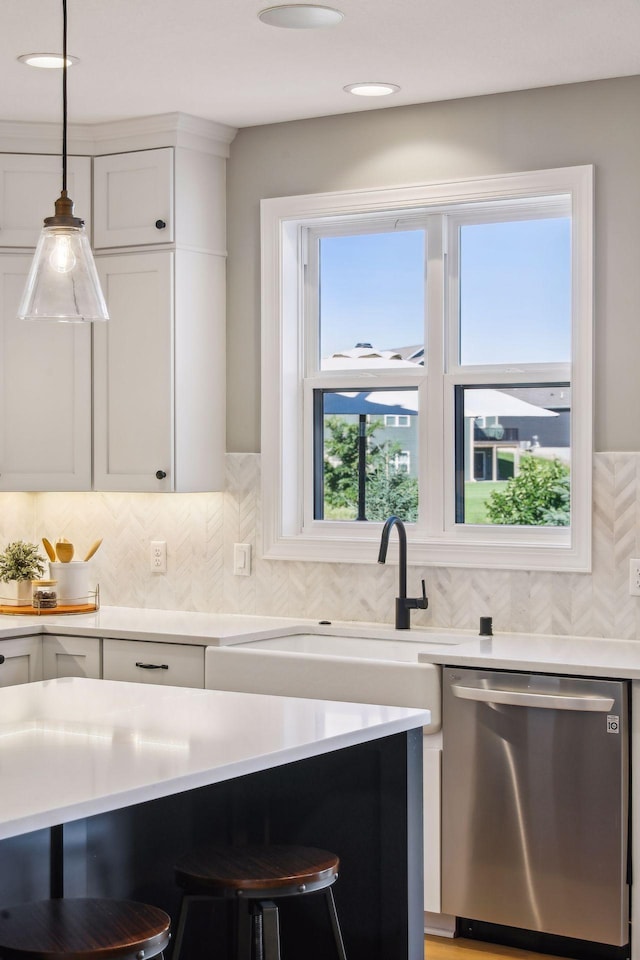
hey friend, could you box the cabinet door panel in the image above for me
[94,252,173,491]
[0,256,91,491]
[43,635,101,679]
[103,638,204,688]
[0,636,43,686]
[93,149,173,248]
[0,155,91,248]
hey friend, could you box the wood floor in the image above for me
[425,935,566,960]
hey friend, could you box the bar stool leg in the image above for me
[324,887,348,960]
[259,902,281,960]
[171,894,192,960]
[251,902,264,960]
[235,899,252,960]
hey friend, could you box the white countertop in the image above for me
[0,607,307,644]
[2,604,640,679]
[415,631,640,679]
[0,677,429,841]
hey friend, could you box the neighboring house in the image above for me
[469,387,571,482]
[344,344,571,481]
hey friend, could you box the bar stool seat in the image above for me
[173,844,347,959]
[0,898,171,960]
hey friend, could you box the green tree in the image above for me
[323,416,418,521]
[366,471,419,522]
[486,455,570,526]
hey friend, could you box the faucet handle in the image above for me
[419,579,428,610]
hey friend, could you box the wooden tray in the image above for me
[0,602,98,616]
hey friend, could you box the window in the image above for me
[384,415,411,427]
[261,166,593,570]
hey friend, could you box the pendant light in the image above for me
[17,0,108,322]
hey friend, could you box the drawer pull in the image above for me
[135,661,169,670]
[0,655,5,665]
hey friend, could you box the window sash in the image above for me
[446,200,573,374]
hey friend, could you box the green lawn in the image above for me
[324,479,510,523]
[464,480,508,524]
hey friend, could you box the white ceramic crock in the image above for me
[49,561,90,604]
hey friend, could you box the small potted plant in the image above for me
[0,541,46,606]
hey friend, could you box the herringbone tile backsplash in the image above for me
[3,452,640,639]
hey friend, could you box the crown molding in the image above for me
[0,112,237,157]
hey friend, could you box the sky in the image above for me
[319,217,571,366]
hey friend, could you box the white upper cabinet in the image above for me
[0,116,230,493]
[94,246,226,492]
[94,251,174,491]
[0,155,91,248]
[0,254,91,491]
[0,153,92,491]
[93,148,174,248]
[93,144,226,493]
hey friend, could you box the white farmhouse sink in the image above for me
[237,632,458,660]
[205,632,444,733]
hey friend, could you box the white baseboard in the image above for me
[424,912,456,937]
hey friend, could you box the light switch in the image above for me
[233,543,252,576]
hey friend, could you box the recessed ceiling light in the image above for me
[344,82,400,97]
[18,53,79,69]
[258,4,343,28]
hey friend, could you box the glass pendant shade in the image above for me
[18,195,109,323]
[18,0,109,324]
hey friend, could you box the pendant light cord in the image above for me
[62,0,67,193]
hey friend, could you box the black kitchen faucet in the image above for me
[377,516,428,629]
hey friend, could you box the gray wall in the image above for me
[226,75,640,454]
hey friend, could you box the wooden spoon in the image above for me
[55,541,74,563]
[83,538,103,562]
[42,538,56,563]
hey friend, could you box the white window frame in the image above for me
[261,165,593,571]
[384,415,411,428]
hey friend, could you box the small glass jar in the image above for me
[32,579,58,609]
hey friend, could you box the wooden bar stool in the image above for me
[172,844,347,960]
[0,898,171,960]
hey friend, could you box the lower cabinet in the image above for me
[0,635,43,685]
[102,638,205,688]
[43,635,102,680]
[0,634,206,687]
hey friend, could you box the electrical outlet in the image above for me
[629,558,640,596]
[150,540,167,574]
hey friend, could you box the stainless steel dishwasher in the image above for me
[441,667,629,946]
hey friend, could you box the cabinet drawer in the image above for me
[103,638,204,688]
[43,635,101,679]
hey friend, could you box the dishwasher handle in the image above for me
[451,683,615,712]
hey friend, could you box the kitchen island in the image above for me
[0,678,429,960]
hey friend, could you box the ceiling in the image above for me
[3,0,640,131]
